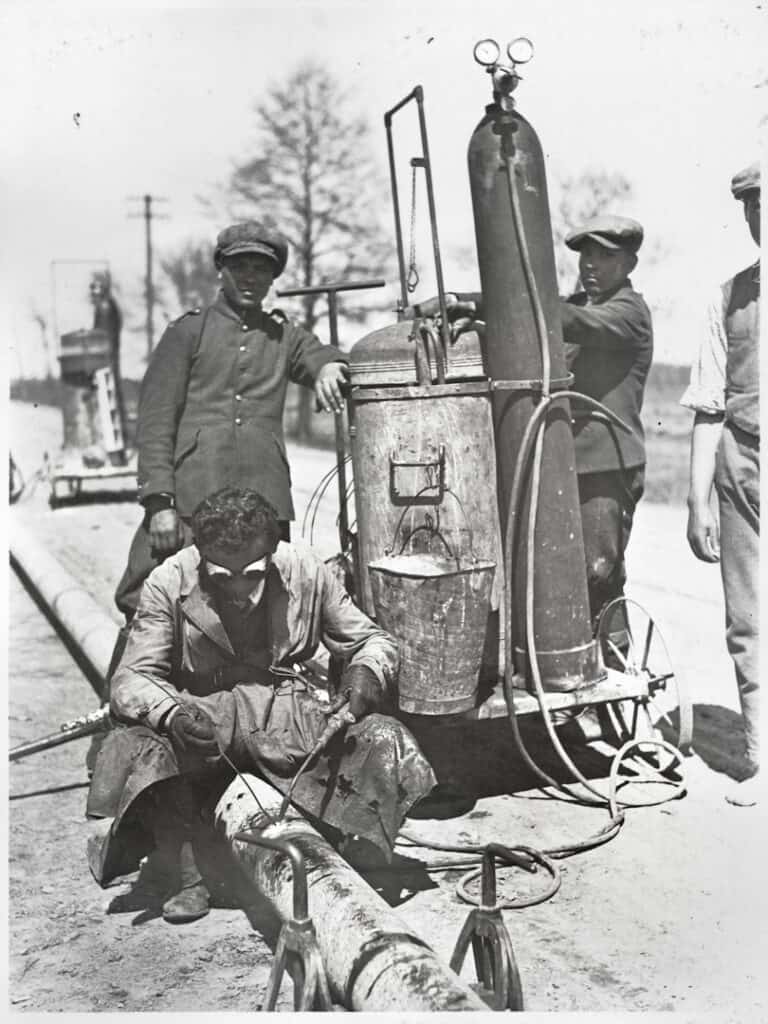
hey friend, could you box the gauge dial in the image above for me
[507,37,534,65]
[473,38,500,67]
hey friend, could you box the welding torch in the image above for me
[277,700,356,820]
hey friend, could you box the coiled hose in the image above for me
[394,140,686,910]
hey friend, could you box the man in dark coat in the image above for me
[113,221,348,622]
[87,487,435,923]
[558,215,653,633]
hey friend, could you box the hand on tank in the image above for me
[686,502,721,562]
[314,362,348,415]
[149,508,185,554]
[403,293,477,321]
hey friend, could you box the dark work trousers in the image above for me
[715,422,760,767]
[113,512,291,621]
[577,466,645,635]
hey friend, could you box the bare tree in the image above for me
[217,62,393,440]
[159,240,218,314]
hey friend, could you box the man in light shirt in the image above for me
[681,161,761,806]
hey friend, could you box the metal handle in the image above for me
[234,833,309,923]
[389,445,445,506]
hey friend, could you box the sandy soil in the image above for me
[8,401,768,1015]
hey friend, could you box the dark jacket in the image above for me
[136,292,345,519]
[561,279,653,474]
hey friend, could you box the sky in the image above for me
[1,0,766,380]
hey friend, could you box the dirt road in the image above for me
[8,401,768,1015]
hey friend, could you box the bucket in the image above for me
[369,553,496,715]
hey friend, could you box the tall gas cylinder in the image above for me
[467,45,601,690]
[348,320,505,713]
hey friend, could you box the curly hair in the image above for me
[192,487,280,552]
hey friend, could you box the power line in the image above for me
[127,194,169,359]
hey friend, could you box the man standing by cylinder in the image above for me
[407,215,653,639]
[681,162,760,806]
[558,216,652,637]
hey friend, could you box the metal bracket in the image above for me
[449,846,525,1010]
[234,833,332,1011]
[490,373,574,393]
[389,444,446,506]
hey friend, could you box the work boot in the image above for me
[725,763,761,807]
[162,840,210,923]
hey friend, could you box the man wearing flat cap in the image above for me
[682,162,761,806]
[110,220,348,647]
[557,215,653,639]
[411,215,652,641]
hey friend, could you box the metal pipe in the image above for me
[276,278,384,557]
[217,774,486,1012]
[414,87,451,370]
[10,522,117,696]
[384,86,449,374]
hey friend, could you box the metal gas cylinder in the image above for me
[467,50,601,691]
[347,318,505,710]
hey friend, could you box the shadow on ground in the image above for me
[688,703,751,779]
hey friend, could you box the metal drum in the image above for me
[348,319,505,707]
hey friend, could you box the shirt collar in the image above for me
[213,289,266,327]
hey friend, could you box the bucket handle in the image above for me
[385,486,479,570]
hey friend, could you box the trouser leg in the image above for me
[715,424,760,767]
[578,466,645,634]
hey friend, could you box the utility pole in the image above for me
[128,194,169,359]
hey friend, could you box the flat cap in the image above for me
[214,221,289,277]
[731,162,760,200]
[566,215,644,253]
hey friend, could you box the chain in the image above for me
[406,163,420,293]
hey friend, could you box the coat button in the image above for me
[235,393,242,401]
[235,417,242,426]
[240,344,246,352]
[241,324,248,332]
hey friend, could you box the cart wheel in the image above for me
[596,597,692,754]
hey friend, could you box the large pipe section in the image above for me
[216,774,486,1011]
[10,521,117,696]
[467,49,600,690]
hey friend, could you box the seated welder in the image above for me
[86,487,436,924]
[406,216,652,639]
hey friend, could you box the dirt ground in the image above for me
[8,400,768,1016]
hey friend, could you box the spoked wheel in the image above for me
[596,597,692,755]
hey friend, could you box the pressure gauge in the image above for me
[507,37,534,65]
[473,38,500,67]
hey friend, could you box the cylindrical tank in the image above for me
[348,320,504,711]
[468,97,601,691]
